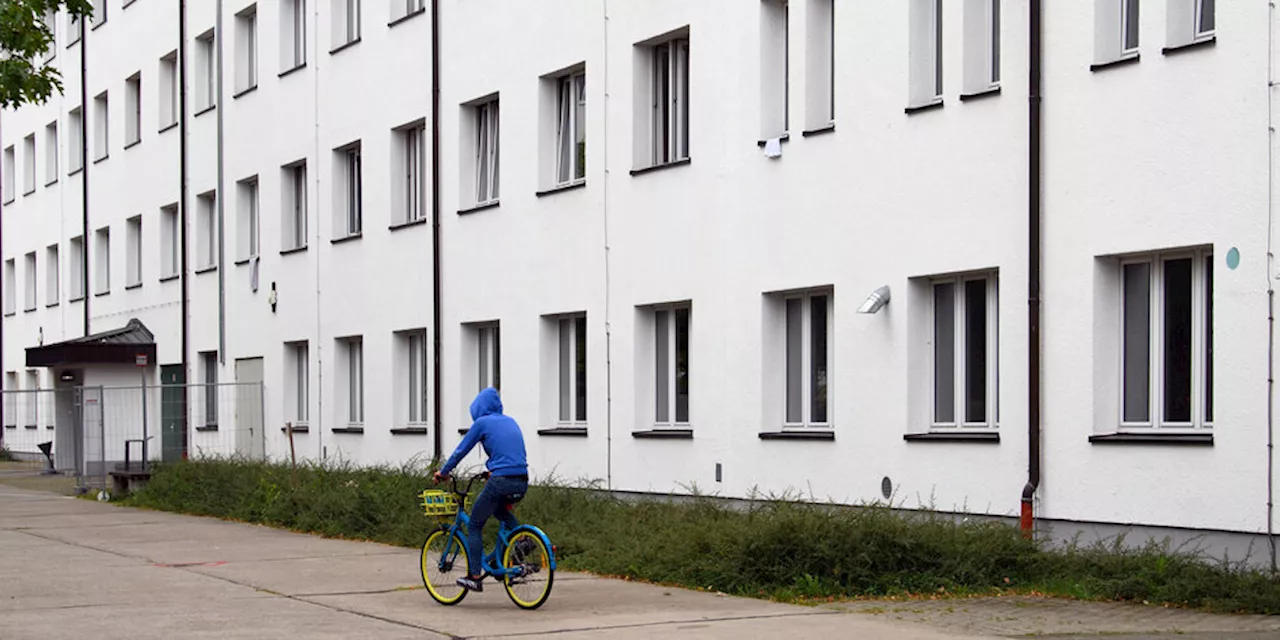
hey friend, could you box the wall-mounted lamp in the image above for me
[857,285,891,314]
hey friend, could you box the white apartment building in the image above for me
[2,0,1275,559]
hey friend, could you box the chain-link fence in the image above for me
[0,388,67,473]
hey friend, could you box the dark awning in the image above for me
[25,318,157,368]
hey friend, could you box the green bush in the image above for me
[126,459,1280,614]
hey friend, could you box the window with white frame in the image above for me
[91,0,106,27]
[806,0,835,129]
[1120,249,1213,429]
[68,107,83,172]
[24,371,38,428]
[637,32,689,169]
[23,253,37,311]
[160,205,179,278]
[1166,0,1213,49]
[69,236,85,299]
[478,324,500,392]
[1122,0,1139,53]
[126,216,142,287]
[287,341,309,426]
[2,372,15,427]
[69,11,82,45]
[44,121,58,185]
[196,31,216,111]
[393,121,426,225]
[3,146,14,202]
[1195,0,1214,38]
[555,315,587,424]
[42,10,56,61]
[160,52,178,129]
[22,134,35,194]
[45,244,59,305]
[399,330,429,425]
[555,70,586,186]
[93,92,109,161]
[391,0,424,22]
[963,0,1000,94]
[200,351,218,427]
[341,337,364,425]
[1095,0,1140,64]
[931,274,998,428]
[282,161,308,251]
[125,73,141,146]
[653,306,690,427]
[2,259,14,315]
[909,0,943,107]
[94,227,110,295]
[197,191,217,270]
[782,291,830,427]
[237,177,259,261]
[760,0,788,139]
[236,6,258,94]
[334,142,362,238]
[467,97,500,206]
[282,0,307,71]
[332,0,361,50]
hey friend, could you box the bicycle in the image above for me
[418,471,557,609]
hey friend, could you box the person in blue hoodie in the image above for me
[433,386,529,592]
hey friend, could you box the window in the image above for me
[468,97,500,206]
[237,177,259,261]
[91,0,107,27]
[197,191,217,270]
[44,121,58,185]
[2,372,15,428]
[341,337,364,425]
[1096,0,1141,63]
[554,70,586,186]
[126,216,142,287]
[1195,0,1214,37]
[93,92,109,161]
[282,162,308,250]
[399,330,429,425]
[393,122,426,224]
[766,290,831,428]
[3,146,14,202]
[1122,0,1139,52]
[42,11,56,61]
[761,0,789,139]
[334,143,362,238]
[638,32,690,168]
[283,0,307,71]
[125,73,141,146]
[94,227,110,295]
[287,341,309,426]
[24,372,38,428]
[45,245,59,306]
[160,204,179,278]
[69,11,82,45]
[1166,0,1213,49]
[332,0,360,50]
[477,324,500,392]
[196,31,216,111]
[236,6,258,94]
[201,352,219,427]
[557,316,587,424]
[653,306,690,427]
[3,259,15,315]
[23,134,36,194]
[23,253,36,311]
[69,236,85,299]
[1120,249,1213,428]
[160,52,178,129]
[910,0,943,107]
[806,0,835,128]
[68,107,83,172]
[931,275,998,428]
[963,0,1000,93]
[391,0,424,22]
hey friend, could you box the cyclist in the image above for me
[433,386,529,592]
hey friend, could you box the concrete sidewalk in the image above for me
[1,484,1276,639]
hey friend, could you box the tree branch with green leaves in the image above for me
[0,0,93,110]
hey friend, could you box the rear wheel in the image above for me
[502,530,554,609]
[421,529,469,605]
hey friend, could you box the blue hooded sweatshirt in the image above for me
[439,387,528,478]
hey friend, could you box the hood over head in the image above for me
[470,387,504,421]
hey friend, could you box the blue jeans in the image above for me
[466,474,528,578]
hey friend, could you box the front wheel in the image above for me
[502,529,555,609]
[421,528,469,605]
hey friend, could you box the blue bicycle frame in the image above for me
[435,478,558,579]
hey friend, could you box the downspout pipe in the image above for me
[1021,0,1044,535]
[81,12,90,337]
[179,0,191,459]
[215,0,226,365]
[430,0,443,465]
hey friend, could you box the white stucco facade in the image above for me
[1,0,1276,544]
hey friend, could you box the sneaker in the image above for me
[456,575,484,592]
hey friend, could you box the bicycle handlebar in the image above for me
[436,470,490,496]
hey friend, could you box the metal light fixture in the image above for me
[857,285,891,314]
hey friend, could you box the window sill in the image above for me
[630,157,691,177]
[93,155,109,165]
[329,37,362,55]
[280,246,308,256]
[458,201,500,216]
[46,301,59,309]
[194,104,216,118]
[1089,432,1214,446]
[756,133,790,147]
[388,7,426,27]
[391,426,429,436]
[536,180,587,198]
[69,296,85,303]
[330,233,363,245]
[24,425,37,430]
[195,425,219,432]
[279,63,307,79]
[1090,54,1140,72]
[125,283,142,290]
[281,424,309,433]
[45,178,59,187]
[67,38,81,50]
[960,86,1002,102]
[124,139,141,151]
[234,257,254,266]
[332,426,364,434]
[23,307,36,313]
[3,425,14,430]
[159,274,180,283]
[1163,36,1215,56]
[2,198,13,205]
[537,426,588,437]
[68,167,84,177]
[159,122,179,135]
[91,19,106,31]
[759,430,834,441]
[22,188,36,196]
[233,85,258,100]
[458,427,471,435]
[904,431,1000,443]
[632,428,693,439]
[905,100,944,115]
[389,217,428,231]
[94,290,110,298]
[194,265,218,275]
[801,123,836,138]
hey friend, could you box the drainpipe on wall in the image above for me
[601,0,614,491]
[215,0,226,366]
[179,0,192,459]
[1267,0,1277,574]
[80,12,90,338]
[430,0,443,465]
[1021,0,1044,535]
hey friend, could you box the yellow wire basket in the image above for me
[419,489,461,521]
